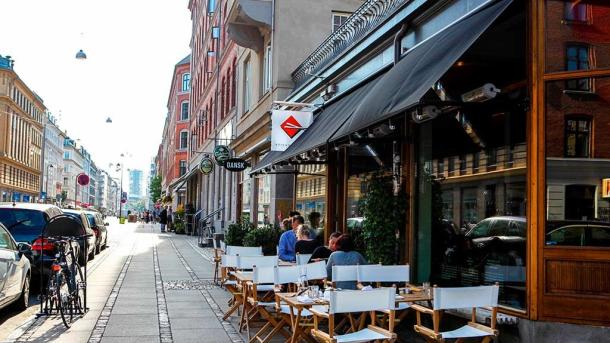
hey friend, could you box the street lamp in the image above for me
[45,164,54,203]
[75,49,87,60]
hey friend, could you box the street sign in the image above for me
[199,157,214,175]
[271,110,313,151]
[224,158,250,172]
[213,145,231,165]
[77,173,90,186]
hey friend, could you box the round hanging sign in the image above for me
[199,157,215,175]
[213,145,231,166]
[224,158,250,172]
[77,173,90,186]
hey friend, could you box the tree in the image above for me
[149,175,162,202]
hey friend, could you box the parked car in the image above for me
[0,203,78,279]
[546,220,610,247]
[61,209,97,263]
[0,222,31,311]
[464,216,526,266]
[84,210,108,254]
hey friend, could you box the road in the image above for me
[0,219,243,343]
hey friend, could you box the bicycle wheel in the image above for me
[57,272,74,328]
[72,262,85,314]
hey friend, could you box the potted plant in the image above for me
[225,220,253,246]
[243,224,282,255]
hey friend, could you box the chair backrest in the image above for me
[275,265,300,285]
[328,288,394,314]
[253,266,276,284]
[357,264,409,283]
[221,254,239,268]
[220,240,226,251]
[237,255,278,270]
[296,253,312,265]
[226,245,263,256]
[332,265,358,282]
[433,285,500,310]
[303,261,327,281]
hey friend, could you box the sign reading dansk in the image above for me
[224,158,250,172]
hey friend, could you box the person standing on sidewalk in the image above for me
[159,207,168,232]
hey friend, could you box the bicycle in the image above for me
[45,235,87,328]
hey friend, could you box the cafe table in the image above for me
[222,271,253,323]
[276,286,433,343]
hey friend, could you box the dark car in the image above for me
[546,220,610,247]
[84,210,108,254]
[464,216,526,266]
[62,209,97,263]
[0,203,77,279]
[0,223,31,311]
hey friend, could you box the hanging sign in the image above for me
[213,145,231,165]
[77,173,90,186]
[224,158,250,172]
[271,110,313,151]
[603,179,610,198]
[200,157,215,175]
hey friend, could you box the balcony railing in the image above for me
[291,0,408,87]
[0,55,14,70]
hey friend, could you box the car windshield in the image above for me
[468,219,493,238]
[85,214,96,227]
[0,209,46,233]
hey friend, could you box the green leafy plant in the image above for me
[174,206,186,234]
[360,174,406,265]
[243,224,282,255]
[149,175,162,203]
[225,220,253,246]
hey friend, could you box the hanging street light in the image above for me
[106,117,112,123]
[75,49,87,60]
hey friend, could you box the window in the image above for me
[263,43,272,92]
[565,117,591,158]
[564,1,589,22]
[179,160,187,177]
[182,73,191,92]
[63,151,71,159]
[243,58,252,112]
[179,131,188,150]
[332,13,350,32]
[566,44,592,91]
[181,102,189,121]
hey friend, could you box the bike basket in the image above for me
[42,214,87,237]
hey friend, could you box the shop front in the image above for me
[259,0,610,335]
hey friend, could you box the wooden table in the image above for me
[222,271,253,322]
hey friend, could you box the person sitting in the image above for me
[278,215,304,262]
[308,212,324,244]
[310,231,341,261]
[295,226,321,255]
[326,234,367,290]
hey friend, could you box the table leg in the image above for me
[290,308,302,343]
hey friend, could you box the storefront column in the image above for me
[415,121,433,283]
[325,147,337,239]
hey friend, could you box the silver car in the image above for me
[0,222,31,311]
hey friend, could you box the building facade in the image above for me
[62,137,85,207]
[247,0,610,338]
[0,54,45,203]
[42,113,66,205]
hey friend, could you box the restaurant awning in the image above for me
[249,72,387,175]
[169,168,198,192]
[332,0,513,140]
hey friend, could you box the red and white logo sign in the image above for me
[271,110,313,151]
[280,115,303,138]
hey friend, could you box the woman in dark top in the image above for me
[295,227,321,254]
[310,231,341,260]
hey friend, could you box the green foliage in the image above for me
[149,175,162,203]
[173,206,186,234]
[360,174,406,265]
[243,224,282,255]
[225,221,253,246]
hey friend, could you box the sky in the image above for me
[0,0,191,180]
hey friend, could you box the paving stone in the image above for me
[104,323,160,336]
[171,328,232,343]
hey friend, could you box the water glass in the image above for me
[309,285,320,299]
[422,282,431,297]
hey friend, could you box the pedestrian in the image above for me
[145,210,150,224]
[159,207,168,232]
[167,206,173,232]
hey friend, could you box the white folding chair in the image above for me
[296,253,312,265]
[330,265,358,288]
[413,285,500,342]
[221,254,243,320]
[303,260,327,282]
[226,245,263,256]
[357,264,411,325]
[310,288,397,343]
[237,255,279,270]
[243,266,288,341]
[212,240,225,284]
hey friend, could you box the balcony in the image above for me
[227,0,272,52]
[291,0,408,87]
[0,55,14,70]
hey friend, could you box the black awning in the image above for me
[170,167,198,191]
[278,71,387,162]
[332,0,513,140]
[250,151,283,175]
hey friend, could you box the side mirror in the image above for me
[17,242,32,254]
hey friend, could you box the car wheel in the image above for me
[95,242,101,255]
[12,274,30,311]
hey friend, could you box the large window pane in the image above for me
[296,164,326,233]
[546,76,610,247]
[546,1,610,73]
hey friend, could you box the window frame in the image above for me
[565,43,594,92]
[182,73,191,92]
[564,116,592,158]
[179,130,189,150]
[180,101,190,121]
[332,12,350,32]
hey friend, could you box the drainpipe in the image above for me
[393,23,409,65]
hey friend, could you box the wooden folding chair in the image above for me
[357,264,411,329]
[212,239,225,284]
[329,265,358,288]
[221,254,243,320]
[412,284,500,343]
[226,245,263,256]
[310,288,397,343]
[236,256,279,332]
